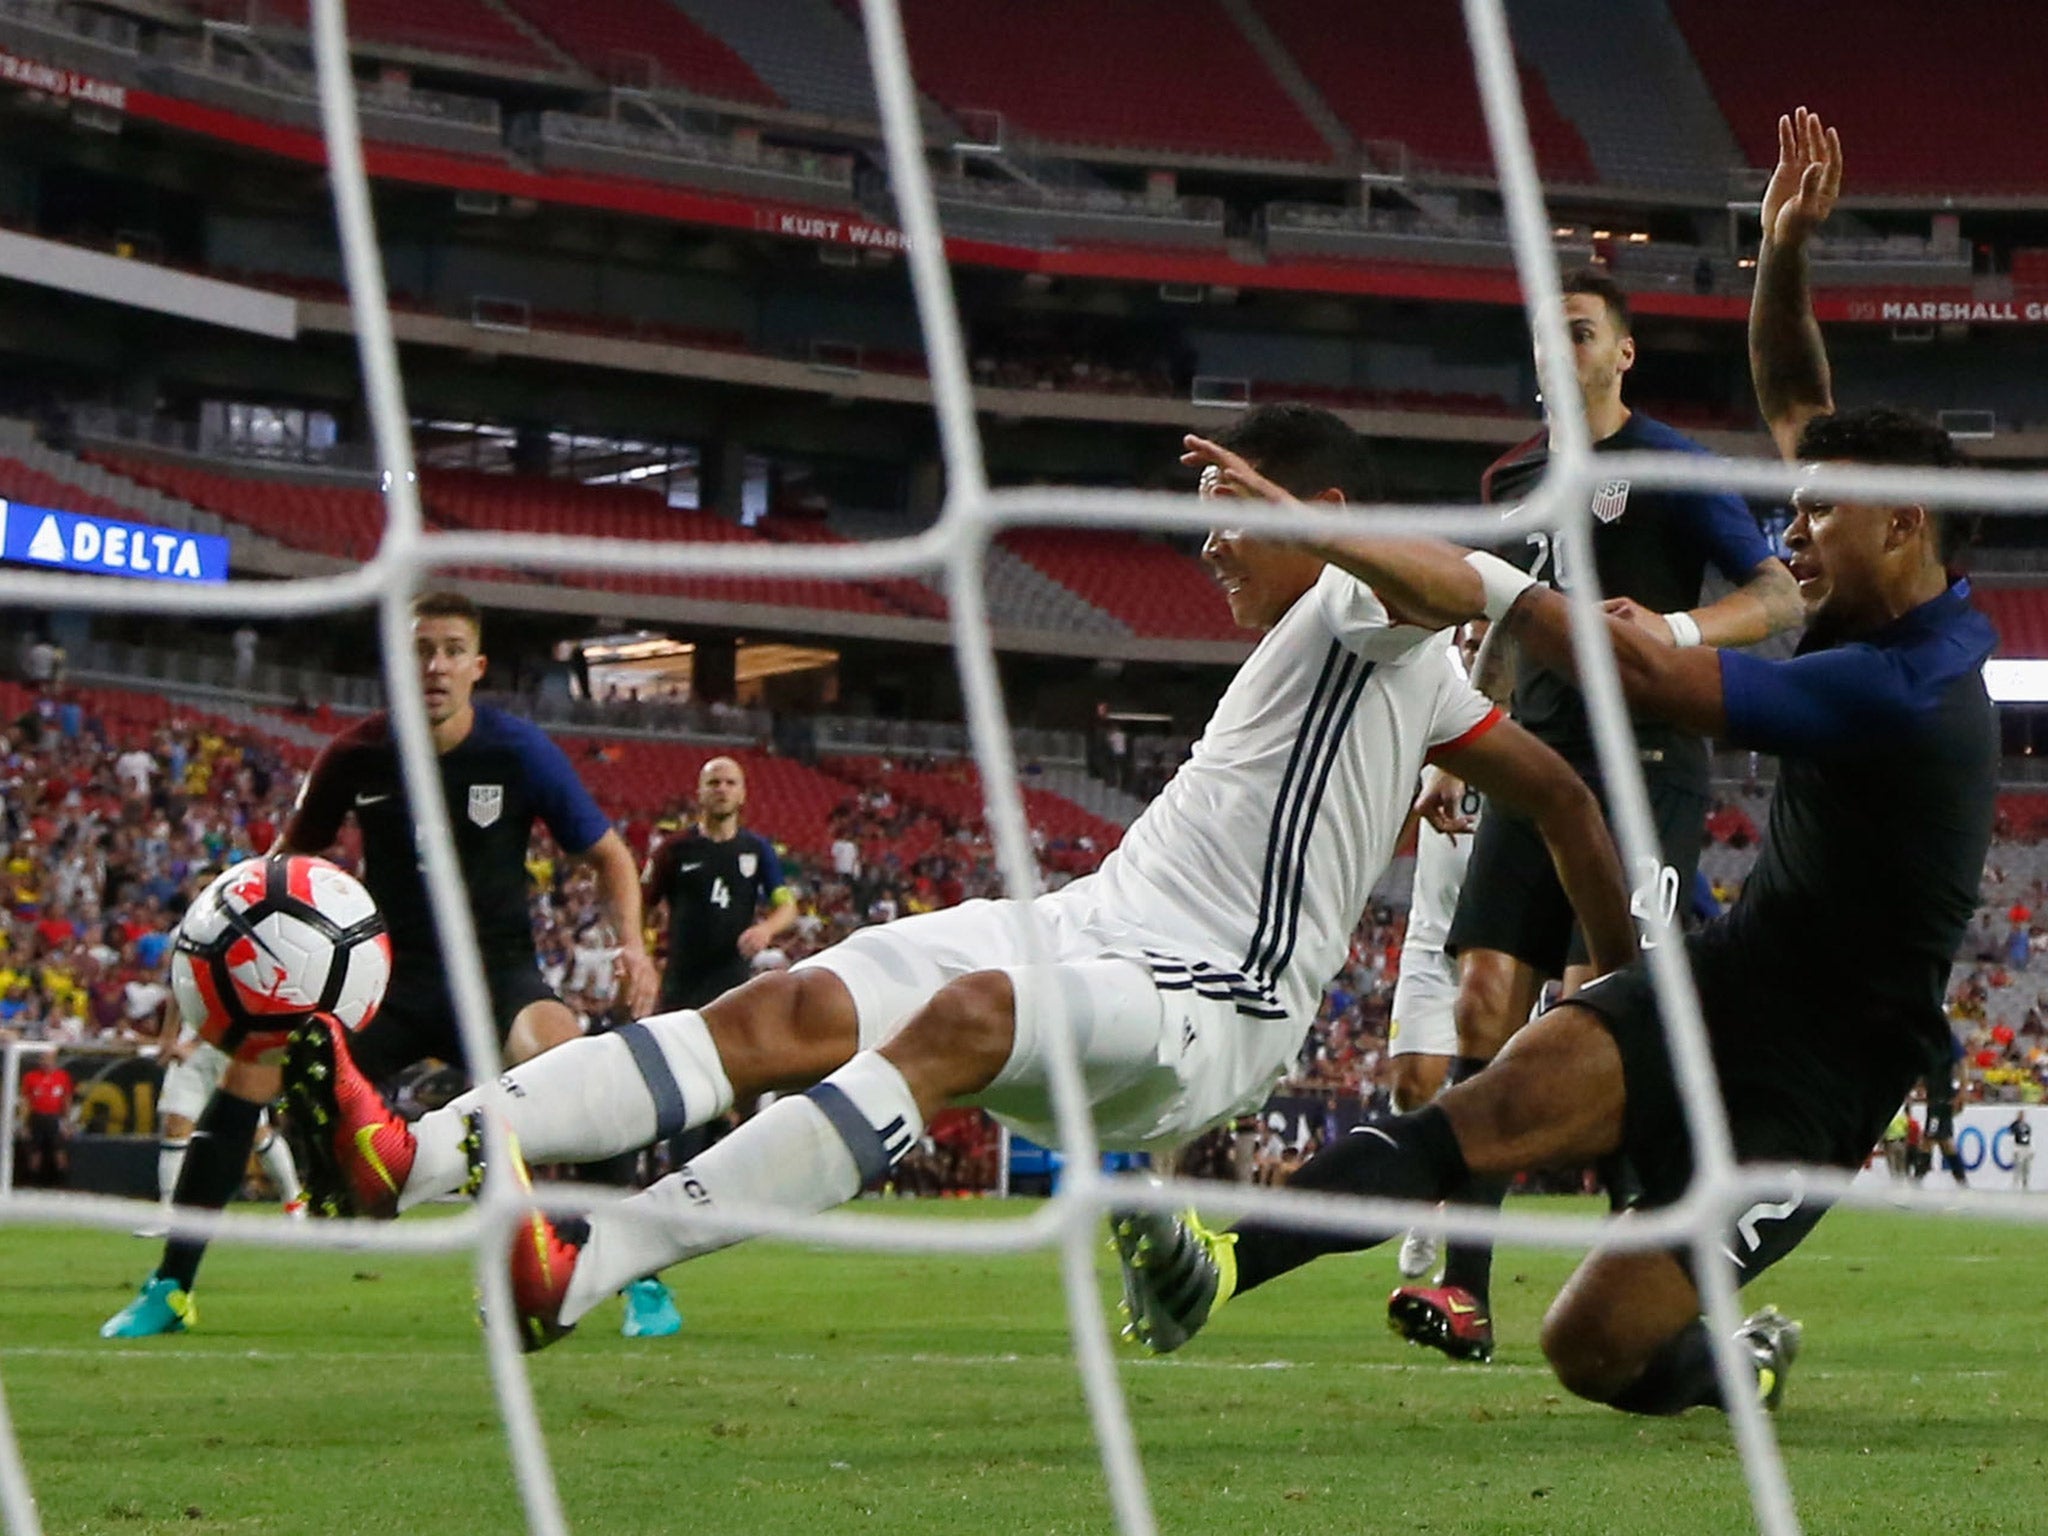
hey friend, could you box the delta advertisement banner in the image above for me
[1853,1102,2045,1193]
[0,500,230,583]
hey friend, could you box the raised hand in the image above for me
[1761,106,1843,250]
[1181,434,1296,505]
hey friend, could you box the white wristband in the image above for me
[1666,610,1703,648]
[1464,551,1538,622]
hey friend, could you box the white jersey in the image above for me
[1052,564,1499,1041]
[1407,814,1476,955]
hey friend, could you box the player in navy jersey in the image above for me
[645,757,795,1014]
[1119,110,1995,1420]
[1394,265,1807,1359]
[103,592,659,1339]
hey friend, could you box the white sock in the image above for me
[559,1052,922,1325]
[399,1011,735,1212]
[157,1139,189,1205]
[255,1124,301,1204]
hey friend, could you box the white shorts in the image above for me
[1388,946,1458,1059]
[793,898,1289,1152]
[159,1041,229,1125]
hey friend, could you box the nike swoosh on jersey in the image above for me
[679,862,704,872]
[354,793,392,807]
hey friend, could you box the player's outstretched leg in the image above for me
[287,973,859,1219]
[506,971,1019,1349]
[1121,1005,1629,1356]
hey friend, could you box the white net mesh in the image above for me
[1,2,2039,1533]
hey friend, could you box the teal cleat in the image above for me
[100,1276,196,1339]
[620,1277,682,1339]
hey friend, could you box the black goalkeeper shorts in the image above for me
[347,954,560,1084]
[1565,942,1921,1288]
[1446,767,1707,977]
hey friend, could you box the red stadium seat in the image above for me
[1000,530,1240,642]
[498,0,777,101]
[891,0,1330,163]
[1255,0,1595,181]
[1670,0,2048,192]
[251,0,559,71]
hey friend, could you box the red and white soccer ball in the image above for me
[171,854,392,1064]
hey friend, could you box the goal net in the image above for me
[2,3,2041,1535]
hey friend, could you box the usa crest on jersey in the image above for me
[1591,479,1631,523]
[468,783,504,827]
[738,851,758,878]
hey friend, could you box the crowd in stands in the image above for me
[0,691,296,1047]
[9,669,2047,1186]
[0,679,1115,1065]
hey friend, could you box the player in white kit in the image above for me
[284,405,1636,1351]
[1387,765,1477,1279]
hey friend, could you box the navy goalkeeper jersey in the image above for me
[285,705,610,970]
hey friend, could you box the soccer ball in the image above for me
[171,854,392,1064]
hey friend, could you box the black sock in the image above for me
[1436,1055,1509,1305]
[1608,1319,1728,1416]
[1231,1105,1469,1295]
[576,1151,641,1188]
[157,1091,263,1293]
[1948,1152,1968,1186]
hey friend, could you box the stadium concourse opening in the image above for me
[566,632,840,709]
[5,1,2048,1535]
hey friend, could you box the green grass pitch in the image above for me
[3,1198,2044,1535]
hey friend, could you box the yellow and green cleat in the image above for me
[1110,1197,1236,1354]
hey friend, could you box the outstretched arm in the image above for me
[1606,557,1802,650]
[1438,716,1636,976]
[1503,584,1728,738]
[1750,107,1842,461]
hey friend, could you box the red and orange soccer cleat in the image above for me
[504,1142,587,1354]
[282,1013,416,1219]
[1387,1282,1495,1363]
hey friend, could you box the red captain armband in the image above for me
[1425,706,1505,764]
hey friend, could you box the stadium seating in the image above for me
[820,754,1124,863]
[250,0,560,72]
[423,471,917,618]
[83,451,390,563]
[0,456,151,527]
[559,740,849,853]
[753,513,949,620]
[1255,0,1596,180]
[1974,588,2048,657]
[889,0,1331,162]
[1000,530,1240,642]
[1669,0,2046,191]
[497,0,777,100]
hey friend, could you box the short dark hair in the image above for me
[1561,267,1631,335]
[412,590,483,638]
[1795,406,1967,559]
[1209,402,1377,501]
